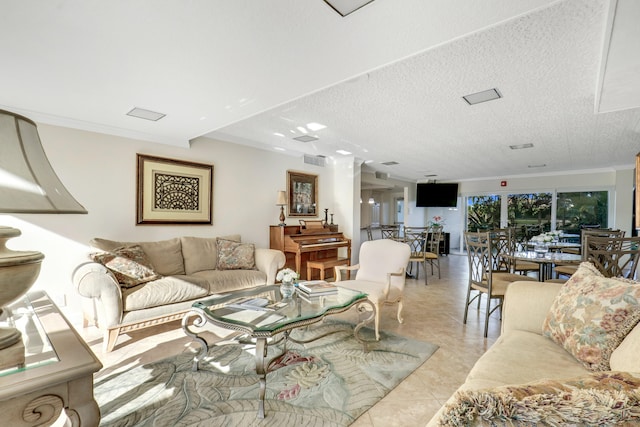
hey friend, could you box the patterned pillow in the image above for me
[438,372,640,426]
[91,245,160,288]
[542,262,640,371]
[216,238,256,270]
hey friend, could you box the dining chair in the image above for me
[380,225,400,240]
[464,231,536,337]
[404,228,428,285]
[489,228,537,277]
[425,225,443,280]
[334,239,410,340]
[582,235,640,279]
[555,228,625,278]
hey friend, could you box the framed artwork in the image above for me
[287,170,318,217]
[136,154,213,225]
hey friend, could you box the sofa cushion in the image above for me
[466,330,588,387]
[91,237,185,276]
[216,238,256,270]
[192,269,266,293]
[542,262,640,371]
[122,275,210,311]
[91,245,160,288]
[438,372,640,427]
[610,322,640,372]
[181,234,241,274]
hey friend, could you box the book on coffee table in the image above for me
[297,280,338,296]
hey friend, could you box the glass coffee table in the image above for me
[181,284,375,418]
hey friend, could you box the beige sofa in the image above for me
[428,265,640,426]
[73,235,285,352]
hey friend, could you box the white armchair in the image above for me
[334,239,411,340]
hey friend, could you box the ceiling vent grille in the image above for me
[381,161,399,166]
[375,171,389,180]
[294,135,319,143]
[303,154,326,167]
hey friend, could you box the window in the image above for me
[467,195,501,231]
[556,191,608,233]
[508,192,552,243]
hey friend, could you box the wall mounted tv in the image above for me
[416,183,459,207]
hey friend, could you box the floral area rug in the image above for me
[95,320,438,426]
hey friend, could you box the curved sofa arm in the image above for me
[72,262,123,329]
[502,280,562,335]
[254,248,286,285]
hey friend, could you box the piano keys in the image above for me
[269,225,351,280]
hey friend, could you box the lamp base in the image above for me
[278,206,286,226]
[0,332,25,369]
[0,226,44,350]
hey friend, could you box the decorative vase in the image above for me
[280,280,295,299]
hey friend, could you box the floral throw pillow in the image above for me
[91,245,160,288]
[542,262,640,371]
[216,238,256,270]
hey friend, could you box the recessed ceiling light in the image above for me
[273,132,285,137]
[297,126,308,134]
[307,122,326,131]
[381,161,399,166]
[274,147,285,151]
[462,88,502,105]
[528,164,547,168]
[293,135,318,142]
[364,160,374,164]
[126,107,166,121]
[336,150,352,155]
[510,143,534,150]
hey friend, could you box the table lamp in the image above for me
[0,109,87,355]
[276,190,287,226]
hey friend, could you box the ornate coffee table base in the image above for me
[182,298,376,419]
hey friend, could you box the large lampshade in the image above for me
[0,109,87,355]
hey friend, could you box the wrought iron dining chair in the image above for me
[489,228,538,277]
[555,228,625,278]
[404,227,428,285]
[582,235,640,279]
[334,238,410,340]
[464,231,536,337]
[380,225,400,240]
[425,225,443,281]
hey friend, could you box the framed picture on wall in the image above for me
[287,170,318,217]
[136,154,213,225]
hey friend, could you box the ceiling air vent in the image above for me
[293,135,319,143]
[303,154,326,167]
[381,161,399,166]
[375,171,389,180]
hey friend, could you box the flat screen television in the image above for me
[416,183,459,207]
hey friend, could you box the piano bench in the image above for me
[307,257,350,281]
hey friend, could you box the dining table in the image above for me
[507,251,582,281]
[524,241,581,252]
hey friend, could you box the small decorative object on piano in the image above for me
[297,280,338,296]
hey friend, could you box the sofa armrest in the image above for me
[502,281,562,335]
[72,261,124,329]
[254,248,286,285]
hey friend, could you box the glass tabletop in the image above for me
[0,294,59,377]
[192,284,367,333]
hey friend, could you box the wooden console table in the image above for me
[0,291,102,426]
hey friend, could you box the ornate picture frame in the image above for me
[287,170,318,217]
[136,154,213,225]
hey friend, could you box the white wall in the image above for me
[1,124,341,318]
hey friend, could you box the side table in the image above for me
[0,290,102,426]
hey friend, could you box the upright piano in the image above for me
[269,224,351,280]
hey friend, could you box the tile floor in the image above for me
[79,253,502,427]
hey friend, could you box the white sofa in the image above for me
[428,264,640,426]
[73,235,285,352]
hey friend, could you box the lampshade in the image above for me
[276,190,287,206]
[0,109,87,213]
[0,109,86,358]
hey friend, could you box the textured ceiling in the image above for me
[1,0,639,184]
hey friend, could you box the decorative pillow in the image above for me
[438,372,640,426]
[216,238,256,270]
[91,245,161,288]
[542,262,640,371]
